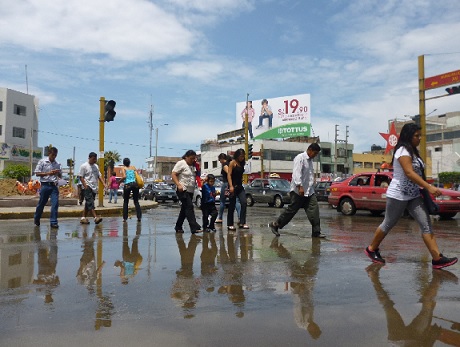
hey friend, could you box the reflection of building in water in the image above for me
[217,233,253,318]
[0,230,34,294]
[270,238,322,339]
[366,264,460,346]
[171,234,200,319]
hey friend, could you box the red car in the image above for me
[328,172,460,219]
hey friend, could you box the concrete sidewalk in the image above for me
[0,196,158,220]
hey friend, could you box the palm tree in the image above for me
[104,150,121,179]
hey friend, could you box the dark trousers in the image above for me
[176,191,201,232]
[227,188,247,226]
[276,192,321,234]
[123,183,142,221]
[202,202,218,229]
[34,183,59,225]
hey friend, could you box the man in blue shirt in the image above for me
[34,147,61,228]
[269,143,325,238]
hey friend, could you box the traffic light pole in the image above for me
[418,56,427,164]
[98,97,105,207]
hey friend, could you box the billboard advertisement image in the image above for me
[236,93,311,140]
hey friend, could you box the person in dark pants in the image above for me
[120,157,142,222]
[34,147,61,228]
[201,174,218,232]
[172,150,202,234]
[269,143,325,238]
[227,148,248,230]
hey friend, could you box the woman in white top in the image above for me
[171,150,202,234]
[365,123,457,269]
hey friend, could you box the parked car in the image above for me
[141,183,178,203]
[245,178,291,208]
[314,181,333,202]
[328,171,460,218]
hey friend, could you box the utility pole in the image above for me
[244,93,249,184]
[334,124,339,176]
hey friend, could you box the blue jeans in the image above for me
[109,188,118,203]
[34,183,59,225]
[218,182,241,220]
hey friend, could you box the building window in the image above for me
[0,101,3,112]
[0,125,2,135]
[13,127,26,139]
[14,104,27,116]
[212,160,218,168]
[322,148,331,157]
[434,147,442,152]
[364,162,373,168]
[204,162,209,170]
[353,162,363,168]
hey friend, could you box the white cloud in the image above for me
[0,0,197,61]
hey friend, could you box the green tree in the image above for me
[104,150,121,178]
[2,164,30,181]
[438,171,460,186]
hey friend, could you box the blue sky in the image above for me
[1,0,459,169]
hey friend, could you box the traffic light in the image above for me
[66,159,74,167]
[104,100,116,122]
[248,143,253,159]
[445,86,460,95]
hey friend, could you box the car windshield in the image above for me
[270,180,290,189]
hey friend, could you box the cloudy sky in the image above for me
[1,0,459,168]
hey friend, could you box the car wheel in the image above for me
[339,197,356,216]
[274,195,284,208]
[195,196,201,208]
[246,194,254,206]
[439,212,457,219]
[370,210,384,216]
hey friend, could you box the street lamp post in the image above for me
[153,124,168,180]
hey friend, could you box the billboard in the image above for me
[236,93,311,140]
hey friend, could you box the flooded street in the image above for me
[1,204,459,346]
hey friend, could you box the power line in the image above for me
[36,130,182,150]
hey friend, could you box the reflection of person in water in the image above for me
[366,264,460,346]
[114,223,142,285]
[33,229,59,304]
[200,232,218,286]
[171,234,201,318]
[218,233,252,318]
[77,226,106,291]
[270,238,322,339]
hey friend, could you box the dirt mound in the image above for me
[0,179,24,197]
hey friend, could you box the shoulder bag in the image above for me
[418,158,440,215]
[135,171,144,189]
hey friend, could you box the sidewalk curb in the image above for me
[0,202,159,220]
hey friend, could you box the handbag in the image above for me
[420,188,440,215]
[135,171,144,189]
[417,158,439,215]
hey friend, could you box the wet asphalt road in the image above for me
[0,203,459,347]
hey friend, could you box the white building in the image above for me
[0,88,42,174]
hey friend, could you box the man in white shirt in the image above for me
[79,152,106,224]
[269,143,325,238]
[34,147,61,228]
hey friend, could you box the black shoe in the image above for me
[312,232,326,238]
[50,224,59,229]
[192,229,202,234]
[365,247,385,264]
[175,229,184,233]
[432,254,458,269]
[34,220,40,226]
[269,222,280,237]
